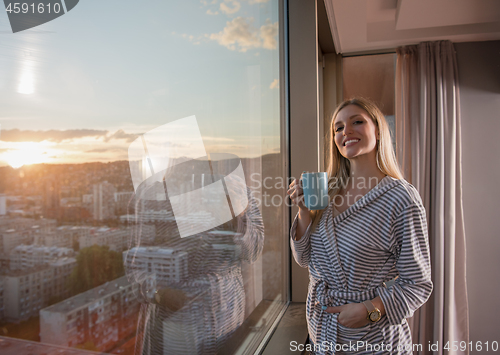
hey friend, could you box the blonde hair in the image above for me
[310,97,403,230]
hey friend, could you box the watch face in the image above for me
[369,311,381,322]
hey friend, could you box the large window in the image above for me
[0,1,287,354]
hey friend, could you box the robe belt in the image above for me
[311,277,380,352]
[313,278,379,307]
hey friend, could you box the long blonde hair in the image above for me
[310,97,403,230]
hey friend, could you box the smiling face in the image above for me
[333,104,379,161]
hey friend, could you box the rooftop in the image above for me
[1,258,76,276]
[41,276,132,314]
[126,246,188,256]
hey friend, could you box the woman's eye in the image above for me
[335,126,343,132]
[354,120,363,124]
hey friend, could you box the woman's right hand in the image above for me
[287,178,307,211]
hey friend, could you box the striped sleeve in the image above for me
[377,201,433,326]
[236,190,265,264]
[290,213,312,268]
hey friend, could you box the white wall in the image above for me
[3,277,20,321]
[455,40,500,343]
[40,310,68,346]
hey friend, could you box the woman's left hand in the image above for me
[324,303,369,328]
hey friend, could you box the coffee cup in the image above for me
[301,172,329,210]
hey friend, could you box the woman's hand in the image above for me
[287,178,307,211]
[324,303,369,328]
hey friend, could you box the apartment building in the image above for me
[1,257,76,322]
[79,227,129,252]
[9,245,74,270]
[92,181,116,221]
[0,253,9,270]
[128,224,155,245]
[123,246,188,285]
[35,226,90,249]
[134,209,176,223]
[114,191,134,215]
[0,217,57,254]
[40,276,139,352]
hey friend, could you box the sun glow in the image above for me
[4,143,51,168]
[17,57,36,95]
[18,71,35,95]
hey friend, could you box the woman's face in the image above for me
[333,104,379,161]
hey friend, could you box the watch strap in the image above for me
[362,300,375,312]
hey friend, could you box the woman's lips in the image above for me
[344,139,360,147]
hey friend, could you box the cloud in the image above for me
[210,17,260,52]
[269,79,279,89]
[104,129,138,143]
[220,0,241,15]
[0,128,138,143]
[249,0,270,3]
[206,9,219,15]
[0,129,108,143]
[260,20,278,49]
[181,33,195,41]
[173,32,205,45]
[86,146,127,153]
[209,17,278,52]
[203,136,235,142]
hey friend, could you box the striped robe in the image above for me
[291,177,433,354]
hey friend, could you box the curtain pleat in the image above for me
[395,41,469,355]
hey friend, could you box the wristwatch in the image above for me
[362,300,382,322]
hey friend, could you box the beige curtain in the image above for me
[396,41,469,355]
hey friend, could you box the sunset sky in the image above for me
[0,0,281,168]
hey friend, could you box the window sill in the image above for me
[261,302,308,355]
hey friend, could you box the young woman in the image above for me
[287,98,433,354]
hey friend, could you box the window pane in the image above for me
[0,1,286,354]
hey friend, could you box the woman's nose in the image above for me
[343,123,353,135]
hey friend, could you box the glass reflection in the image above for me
[0,0,283,353]
[126,155,264,354]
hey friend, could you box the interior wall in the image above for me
[455,40,500,343]
[342,54,395,116]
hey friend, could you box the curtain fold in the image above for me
[395,41,469,355]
